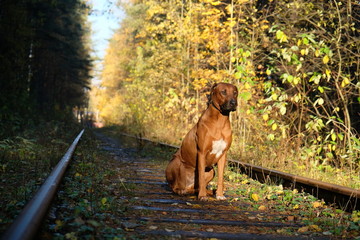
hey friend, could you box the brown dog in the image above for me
[165,83,238,200]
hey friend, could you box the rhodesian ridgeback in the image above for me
[165,82,238,200]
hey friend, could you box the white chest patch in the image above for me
[210,139,227,158]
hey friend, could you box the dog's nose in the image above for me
[230,99,237,106]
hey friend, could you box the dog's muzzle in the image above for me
[221,99,237,112]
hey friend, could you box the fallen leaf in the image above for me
[312,201,322,208]
[258,205,267,211]
[276,190,284,195]
[298,226,309,233]
[87,220,101,227]
[55,220,63,231]
[309,224,322,232]
[251,193,259,202]
[323,55,330,64]
[149,226,158,230]
[192,204,202,208]
[287,216,295,222]
[323,231,332,236]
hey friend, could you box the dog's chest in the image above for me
[210,139,227,158]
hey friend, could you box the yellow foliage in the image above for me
[251,193,259,202]
[88,0,360,191]
[323,55,330,64]
[312,201,322,208]
[258,205,267,211]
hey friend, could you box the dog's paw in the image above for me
[216,195,226,200]
[198,196,209,201]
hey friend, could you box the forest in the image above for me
[0,0,92,138]
[91,0,360,188]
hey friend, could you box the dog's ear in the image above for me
[207,93,211,103]
[210,83,218,92]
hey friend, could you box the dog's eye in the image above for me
[234,91,238,96]
[221,90,227,96]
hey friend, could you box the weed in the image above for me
[0,122,83,235]
[224,167,360,238]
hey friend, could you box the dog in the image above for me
[165,82,238,200]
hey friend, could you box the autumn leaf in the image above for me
[325,68,331,80]
[341,77,350,87]
[271,93,278,100]
[298,226,309,233]
[309,225,322,232]
[323,55,330,64]
[293,77,300,85]
[276,30,288,43]
[55,220,63,231]
[210,0,222,5]
[279,105,286,115]
[287,216,295,221]
[300,48,308,55]
[258,205,267,211]
[331,133,337,141]
[312,201,322,208]
[267,134,275,141]
[251,193,259,202]
[276,190,284,195]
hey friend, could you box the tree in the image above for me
[0,0,92,137]
[91,0,360,187]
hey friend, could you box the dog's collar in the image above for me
[211,101,222,112]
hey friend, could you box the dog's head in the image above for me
[208,83,238,114]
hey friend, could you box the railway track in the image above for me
[1,129,359,239]
[127,133,360,213]
[93,132,310,239]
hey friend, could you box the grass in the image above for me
[229,142,360,190]
[221,168,360,238]
[0,121,83,234]
[117,120,360,190]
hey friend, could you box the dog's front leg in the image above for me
[216,154,227,200]
[197,152,208,201]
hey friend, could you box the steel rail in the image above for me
[1,129,85,240]
[228,160,360,212]
[120,132,360,212]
